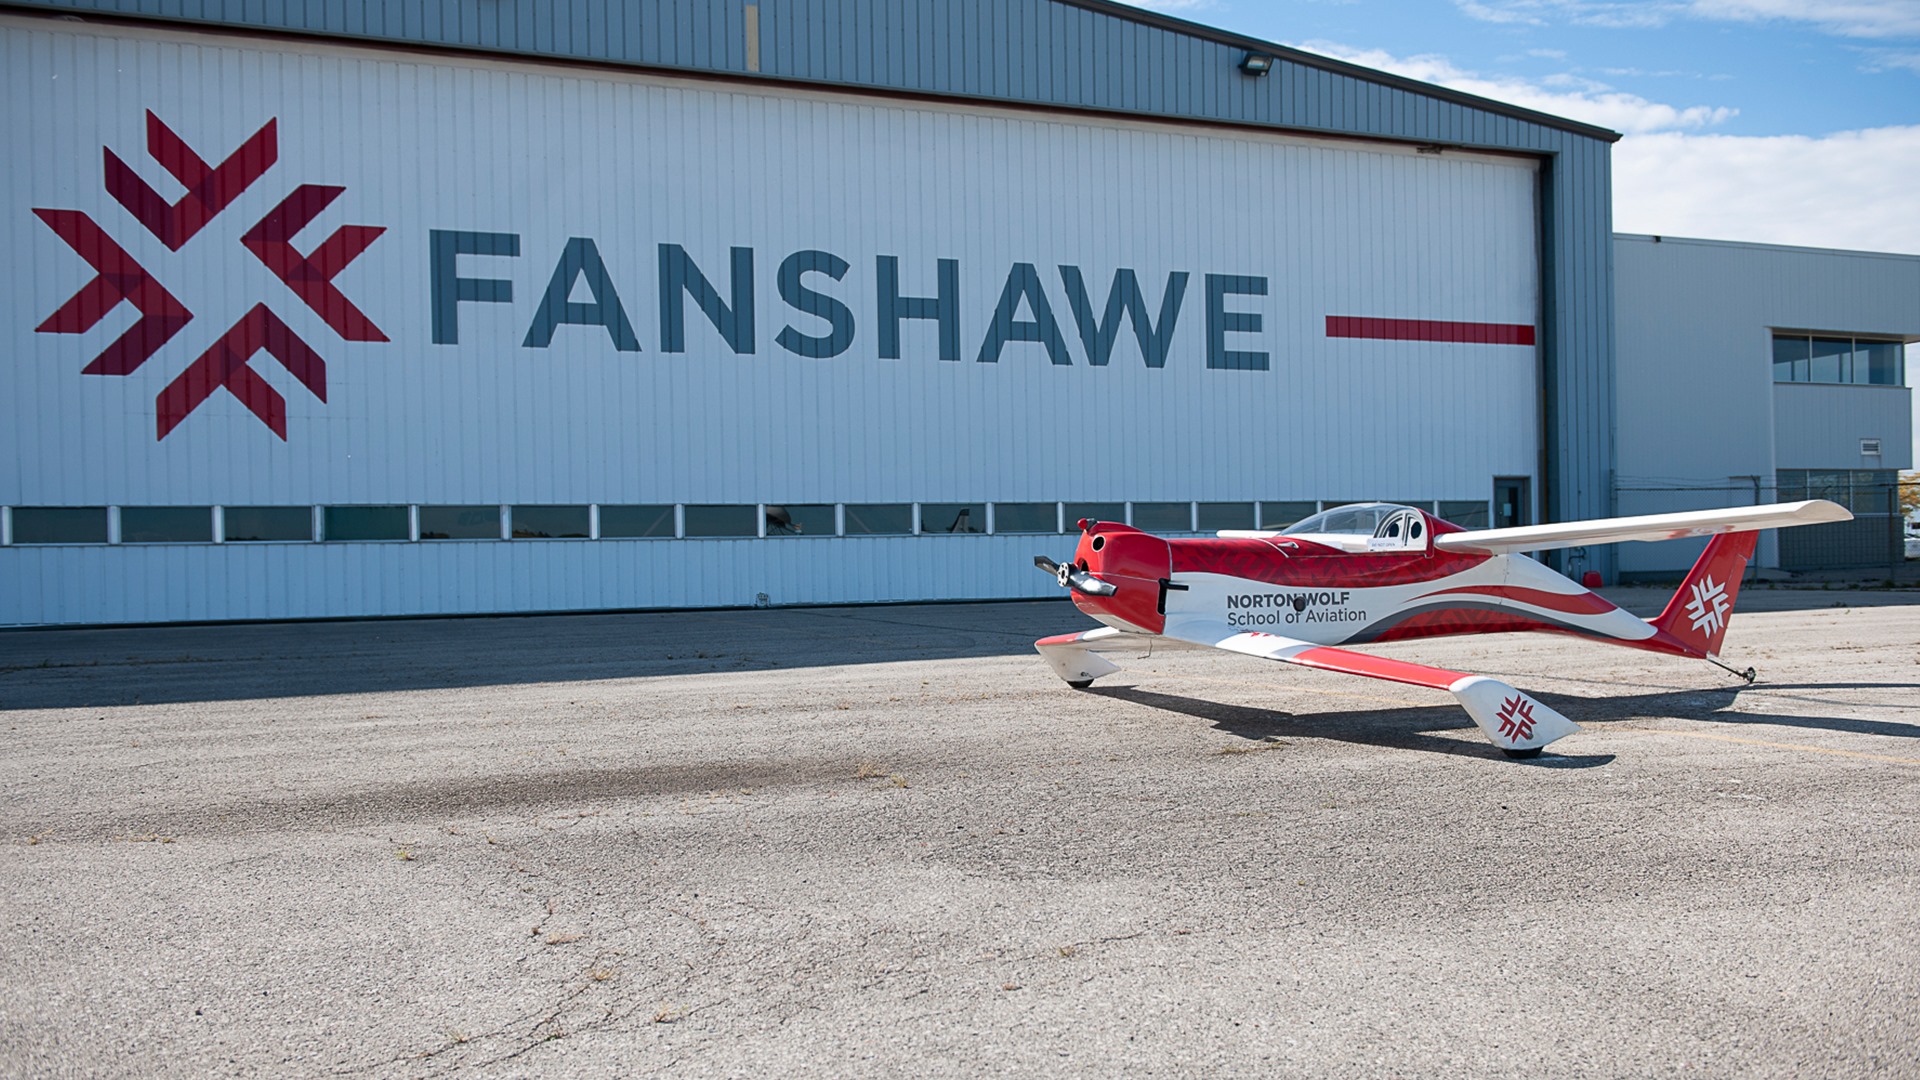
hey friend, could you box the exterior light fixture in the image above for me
[1239,52,1274,76]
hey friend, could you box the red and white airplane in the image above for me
[1033,500,1851,757]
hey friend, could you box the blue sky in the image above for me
[1133,0,1920,255]
[1135,0,1920,473]
[1220,1,1920,134]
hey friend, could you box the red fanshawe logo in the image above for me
[33,112,386,440]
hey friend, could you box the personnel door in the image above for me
[1494,478,1531,529]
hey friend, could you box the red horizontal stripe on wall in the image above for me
[1326,316,1536,346]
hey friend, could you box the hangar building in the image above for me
[0,0,1910,626]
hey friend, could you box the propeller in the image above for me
[1033,555,1118,597]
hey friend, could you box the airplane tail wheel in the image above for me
[1501,747,1543,760]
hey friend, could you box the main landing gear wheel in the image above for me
[1067,679,1095,689]
[1501,747,1544,760]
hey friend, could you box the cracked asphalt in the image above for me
[1,589,1917,1077]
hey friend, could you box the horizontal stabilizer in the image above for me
[1436,499,1849,554]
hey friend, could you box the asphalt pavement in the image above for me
[2,590,1917,1077]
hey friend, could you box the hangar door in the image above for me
[2,18,1542,623]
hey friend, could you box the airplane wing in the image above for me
[1435,499,1849,555]
[1171,622,1580,754]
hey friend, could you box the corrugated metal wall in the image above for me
[1774,385,1912,469]
[1613,235,1920,576]
[2,6,1587,624]
[11,0,1622,526]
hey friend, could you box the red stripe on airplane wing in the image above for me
[1290,647,1463,691]
[1327,316,1536,346]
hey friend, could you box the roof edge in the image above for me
[1054,0,1623,144]
[1616,233,1920,262]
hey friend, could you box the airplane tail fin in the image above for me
[1649,532,1758,658]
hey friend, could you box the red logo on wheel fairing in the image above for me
[33,112,386,440]
[1496,694,1536,741]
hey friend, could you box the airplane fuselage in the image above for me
[1067,521,1699,659]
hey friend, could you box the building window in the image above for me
[922,503,984,534]
[325,506,409,542]
[1259,502,1318,530]
[1131,502,1192,532]
[1777,468,1897,512]
[992,502,1057,533]
[600,504,676,538]
[511,505,589,539]
[764,504,835,536]
[1772,333,1906,386]
[684,505,758,537]
[843,504,912,535]
[1439,500,1492,529]
[1197,502,1255,531]
[1064,502,1126,529]
[224,506,314,542]
[420,505,501,540]
[10,506,108,545]
[121,506,212,543]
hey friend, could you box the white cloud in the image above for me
[1457,0,1550,25]
[1297,40,1920,254]
[1119,0,1217,12]
[1862,47,1920,71]
[1296,41,1738,132]
[1455,0,1920,36]
[1614,125,1920,254]
[1454,1,1687,29]
[1687,0,1920,38]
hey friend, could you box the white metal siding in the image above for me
[3,19,1542,624]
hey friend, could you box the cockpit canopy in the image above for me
[1281,503,1419,537]
[1279,502,1432,553]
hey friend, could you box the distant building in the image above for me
[1615,236,1916,578]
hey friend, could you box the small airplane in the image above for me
[1032,499,1852,757]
